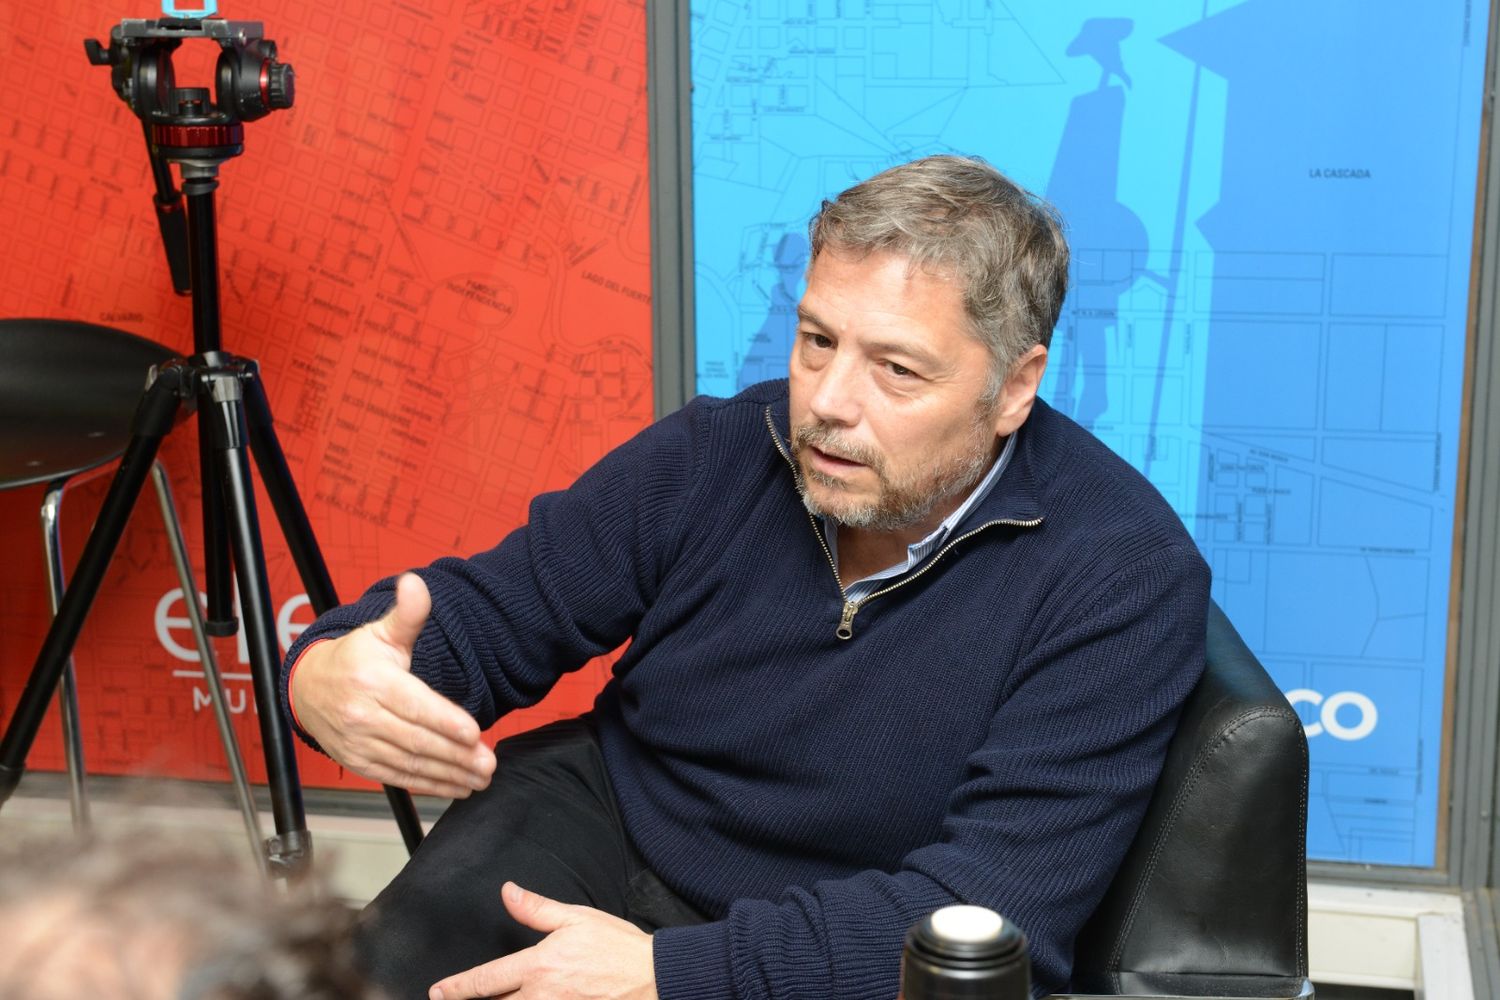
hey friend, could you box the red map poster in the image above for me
[0,0,653,793]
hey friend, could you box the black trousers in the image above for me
[355,717,709,1000]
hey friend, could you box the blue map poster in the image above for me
[688,0,1488,867]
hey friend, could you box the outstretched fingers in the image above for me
[377,667,484,747]
[429,952,525,1000]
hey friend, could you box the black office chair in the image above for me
[1052,601,1312,999]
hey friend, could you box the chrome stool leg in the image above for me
[39,480,89,832]
[150,461,267,877]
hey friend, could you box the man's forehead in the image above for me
[798,256,979,347]
[807,244,962,282]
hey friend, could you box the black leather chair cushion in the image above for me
[1070,601,1309,995]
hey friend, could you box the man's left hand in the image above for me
[428,882,657,1000]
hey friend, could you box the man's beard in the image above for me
[790,412,996,533]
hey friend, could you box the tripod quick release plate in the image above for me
[162,0,219,17]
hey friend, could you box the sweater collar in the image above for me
[764,385,1045,529]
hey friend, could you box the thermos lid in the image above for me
[931,905,1005,944]
[901,905,1031,999]
[909,904,1027,964]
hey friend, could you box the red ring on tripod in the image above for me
[151,122,245,148]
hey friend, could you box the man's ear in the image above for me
[990,345,1048,437]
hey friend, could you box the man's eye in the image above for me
[887,362,915,377]
[805,332,833,349]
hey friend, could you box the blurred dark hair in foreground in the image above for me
[0,811,382,999]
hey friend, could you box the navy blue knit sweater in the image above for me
[282,380,1209,999]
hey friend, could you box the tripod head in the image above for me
[85,19,293,165]
[85,19,294,293]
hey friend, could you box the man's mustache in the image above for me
[791,422,883,471]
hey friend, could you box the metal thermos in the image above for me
[898,904,1030,999]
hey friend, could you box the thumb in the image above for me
[501,882,573,935]
[374,572,431,653]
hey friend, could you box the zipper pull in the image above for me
[837,600,858,640]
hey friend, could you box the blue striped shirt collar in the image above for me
[825,430,1018,600]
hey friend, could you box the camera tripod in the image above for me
[0,18,423,877]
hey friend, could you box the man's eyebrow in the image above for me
[795,305,828,328]
[795,305,945,370]
[865,338,944,371]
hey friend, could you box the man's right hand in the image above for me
[290,572,497,798]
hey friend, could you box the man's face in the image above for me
[788,247,1042,537]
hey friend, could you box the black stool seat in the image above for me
[0,318,178,490]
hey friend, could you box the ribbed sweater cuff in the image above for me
[654,922,737,1000]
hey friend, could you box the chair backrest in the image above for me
[1070,601,1309,997]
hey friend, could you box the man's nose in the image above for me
[807,356,863,427]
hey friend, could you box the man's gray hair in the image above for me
[808,155,1070,380]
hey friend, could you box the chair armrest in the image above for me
[1046,974,1314,999]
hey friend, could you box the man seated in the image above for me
[281,154,1210,1000]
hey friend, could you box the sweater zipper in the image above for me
[765,407,1044,640]
[843,517,1043,637]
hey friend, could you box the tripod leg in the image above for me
[0,368,186,807]
[202,380,312,879]
[39,480,90,832]
[150,461,268,878]
[243,372,426,853]
[242,375,337,613]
